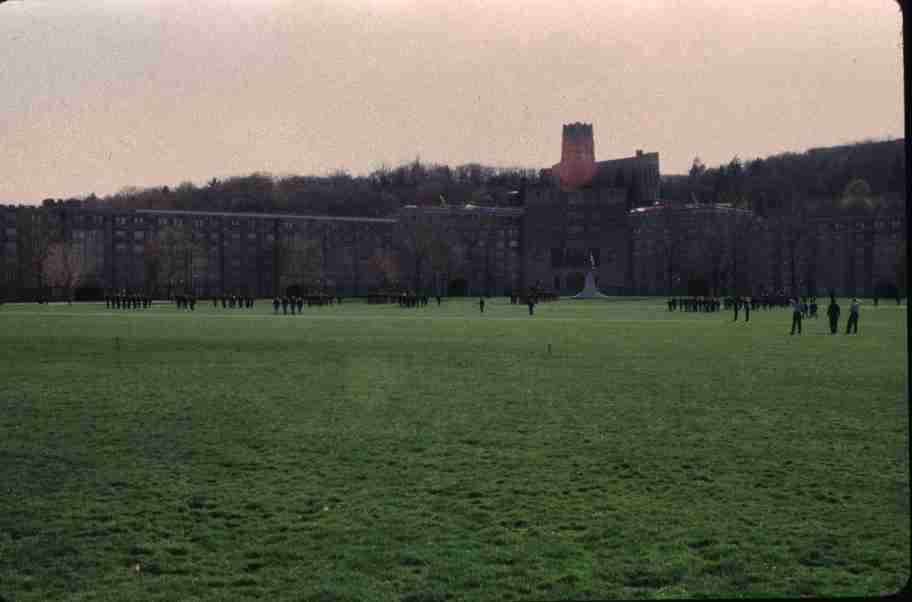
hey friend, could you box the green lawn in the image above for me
[0,298,908,600]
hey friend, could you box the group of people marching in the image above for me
[105,292,153,310]
[667,297,722,312]
[271,295,342,315]
[668,291,864,334]
[213,295,255,309]
[174,294,196,310]
[399,293,433,308]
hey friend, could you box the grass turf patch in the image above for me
[0,298,908,600]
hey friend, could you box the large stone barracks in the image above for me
[0,124,905,300]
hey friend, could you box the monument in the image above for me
[572,253,609,299]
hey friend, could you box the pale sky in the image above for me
[0,0,904,204]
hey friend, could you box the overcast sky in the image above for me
[0,0,904,203]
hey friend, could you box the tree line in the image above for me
[79,160,542,217]
[661,138,905,216]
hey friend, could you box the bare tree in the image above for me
[143,239,163,296]
[16,209,62,299]
[154,224,205,296]
[276,235,322,294]
[43,241,84,302]
[657,204,685,295]
[367,249,401,290]
[782,209,810,297]
[398,220,437,293]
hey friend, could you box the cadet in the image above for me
[789,297,803,335]
[827,295,840,334]
[273,297,280,314]
[479,297,485,314]
[733,297,740,321]
[846,298,860,334]
[743,297,750,322]
[527,297,535,316]
[281,297,288,315]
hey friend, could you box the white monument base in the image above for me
[572,270,609,299]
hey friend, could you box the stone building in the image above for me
[0,122,904,300]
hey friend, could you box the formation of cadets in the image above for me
[271,294,342,314]
[173,294,197,310]
[213,295,255,309]
[667,297,722,312]
[85,286,877,335]
[104,292,153,310]
[667,291,865,334]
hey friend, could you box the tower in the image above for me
[558,122,597,189]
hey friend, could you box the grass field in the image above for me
[0,297,908,600]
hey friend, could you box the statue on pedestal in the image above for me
[572,252,609,299]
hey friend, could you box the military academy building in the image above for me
[0,123,904,299]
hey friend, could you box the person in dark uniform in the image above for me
[733,297,740,321]
[437,295,441,306]
[479,297,485,314]
[743,297,750,322]
[189,296,196,311]
[281,297,288,315]
[273,297,280,314]
[527,298,535,316]
[846,298,860,334]
[827,295,840,334]
[790,298,802,335]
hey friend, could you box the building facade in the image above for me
[0,123,905,300]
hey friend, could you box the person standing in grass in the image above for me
[479,297,485,314]
[733,297,740,321]
[527,297,535,316]
[790,297,803,335]
[827,295,841,334]
[743,297,750,322]
[846,298,860,334]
